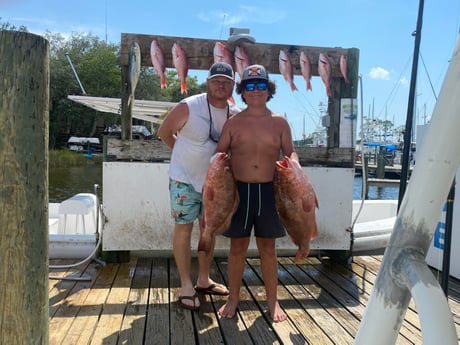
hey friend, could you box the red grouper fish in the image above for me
[274,156,319,262]
[172,42,189,94]
[198,153,239,255]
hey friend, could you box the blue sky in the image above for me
[3,0,460,140]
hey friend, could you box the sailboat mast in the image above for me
[398,0,425,209]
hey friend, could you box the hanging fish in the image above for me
[172,42,189,94]
[318,53,332,97]
[128,41,141,108]
[340,54,350,83]
[213,41,233,66]
[300,51,312,91]
[150,39,167,89]
[234,45,251,80]
[279,49,298,91]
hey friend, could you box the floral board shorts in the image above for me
[169,178,203,224]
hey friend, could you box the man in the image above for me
[215,64,298,322]
[158,62,240,310]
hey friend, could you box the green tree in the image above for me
[2,21,208,147]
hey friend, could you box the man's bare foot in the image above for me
[218,296,239,319]
[269,301,287,323]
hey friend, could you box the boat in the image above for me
[48,191,101,261]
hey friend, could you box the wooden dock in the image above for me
[49,255,460,344]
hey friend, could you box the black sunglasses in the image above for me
[244,82,268,91]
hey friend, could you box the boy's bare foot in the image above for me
[218,296,239,319]
[269,301,287,323]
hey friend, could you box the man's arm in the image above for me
[157,102,189,149]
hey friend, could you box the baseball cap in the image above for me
[242,64,269,82]
[207,62,234,80]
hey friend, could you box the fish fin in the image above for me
[301,197,314,213]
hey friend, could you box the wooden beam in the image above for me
[0,30,49,344]
[120,33,356,78]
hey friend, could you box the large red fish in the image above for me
[318,53,332,97]
[198,153,239,255]
[172,42,188,94]
[274,156,318,262]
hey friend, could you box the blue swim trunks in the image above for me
[168,178,203,224]
[224,181,286,238]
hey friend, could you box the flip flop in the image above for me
[179,293,200,310]
[194,283,230,296]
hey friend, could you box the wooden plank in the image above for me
[49,263,102,345]
[120,33,356,80]
[246,258,325,344]
[117,258,152,344]
[317,257,422,344]
[145,258,171,345]
[63,263,120,345]
[213,260,256,345]
[105,138,354,167]
[277,257,355,344]
[168,260,198,345]
[89,258,138,345]
[106,138,171,162]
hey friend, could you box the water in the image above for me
[353,176,400,200]
[49,166,399,202]
[49,165,102,203]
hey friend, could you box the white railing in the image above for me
[355,35,460,344]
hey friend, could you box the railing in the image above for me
[355,35,460,344]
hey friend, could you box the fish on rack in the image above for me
[198,152,239,255]
[318,53,332,97]
[279,49,298,91]
[128,41,141,108]
[234,45,251,80]
[274,156,318,262]
[300,51,312,91]
[213,41,234,66]
[150,39,167,89]
[172,42,189,94]
[340,54,349,83]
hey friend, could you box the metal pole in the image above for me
[398,0,424,210]
[441,179,455,294]
[65,52,87,96]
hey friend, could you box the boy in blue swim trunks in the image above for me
[215,64,299,323]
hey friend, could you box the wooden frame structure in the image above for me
[116,32,359,168]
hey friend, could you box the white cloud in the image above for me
[369,67,390,80]
[399,77,409,85]
[198,6,286,26]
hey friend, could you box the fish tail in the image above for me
[290,82,298,92]
[307,81,312,91]
[180,81,188,94]
[160,76,167,88]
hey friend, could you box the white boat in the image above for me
[48,192,101,260]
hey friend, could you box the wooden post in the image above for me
[0,31,49,344]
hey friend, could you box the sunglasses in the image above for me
[244,82,268,91]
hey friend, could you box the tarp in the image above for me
[67,95,177,125]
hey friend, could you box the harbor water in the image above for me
[49,166,400,202]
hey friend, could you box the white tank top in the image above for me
[169,93,240,192]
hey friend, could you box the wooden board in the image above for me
[120,33,357,79]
